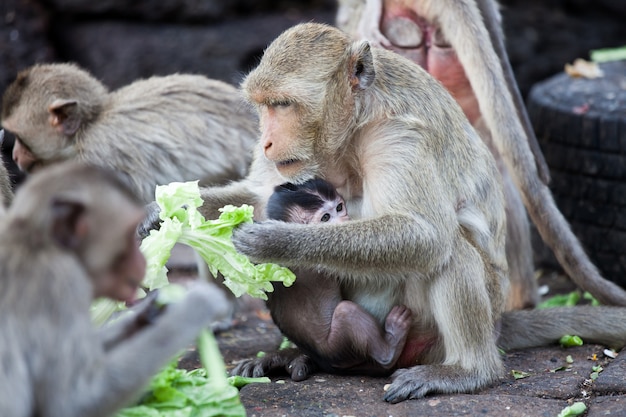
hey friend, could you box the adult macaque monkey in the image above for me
[336,0,546,309]
[0,162,228,417]
[258,178,412,377]
[1,63,258,203]
[1,63,258,330]
[169,23,626,402]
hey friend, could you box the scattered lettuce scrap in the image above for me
[590,365,603,381]
[591,45,626,63]
[537,290,599,309]
[559,335,583,348]
[511,370,530,380]
[140,181,296,299]
[557,401,587,417]
[115,285,269,417]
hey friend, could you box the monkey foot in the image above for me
[231,347,318,381]
[384,305,412,343]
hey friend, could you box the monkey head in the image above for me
[1,64,108,173]
[8,163,145,302]
[241,23,375,184]
[267,178,350,224]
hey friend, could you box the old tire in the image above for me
[528,60,626,288]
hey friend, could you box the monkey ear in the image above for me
[348,40,376,90]
[50,199,89,250]
[48,99,81,137]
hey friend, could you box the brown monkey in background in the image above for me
[260,178,412,378]
[1,63,258,203]
[162,23,626,402]
[0,162,228,417]
[336,0,544,309]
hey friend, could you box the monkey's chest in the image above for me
[341,278,404,324]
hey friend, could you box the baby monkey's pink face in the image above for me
[285,193,350,225]
[314,194,349,224]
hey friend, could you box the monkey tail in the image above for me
[498,307,626,351]
[433,0,626,306]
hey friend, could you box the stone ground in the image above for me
[167,245,626,417]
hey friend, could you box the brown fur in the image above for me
[1,63,258,203]
[0,162,228,417]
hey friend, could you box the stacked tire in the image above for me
[528,60,626,288]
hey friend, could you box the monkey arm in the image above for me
[232,212,454,275]
[197,154,285,220]
[44,282,228,417]
[198,180,263,219]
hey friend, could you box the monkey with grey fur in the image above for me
[1,63,258,203]
[337,0,542,309]
[0,162,228,417]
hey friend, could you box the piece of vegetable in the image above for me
[140,181,296,299]
[511,370,531,380]
[559,335,583,348]
[115,284,264,417]
[557,402,587,417]
[591,46,626,63]
[590,365,603,381]
[92,181,296,323]
[537,291,581,309]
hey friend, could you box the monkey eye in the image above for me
[336,203,344,213]
[321,213,331,222]
[270,99,291,108]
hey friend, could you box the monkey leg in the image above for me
[384,238,503,402]
[501,167,538,310]
[320,302,412,370]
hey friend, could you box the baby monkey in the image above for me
[264,178,412,375]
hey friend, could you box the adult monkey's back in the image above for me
[164,23,626,401]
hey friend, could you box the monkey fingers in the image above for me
[231,348,317,381]
[136,202,162,238]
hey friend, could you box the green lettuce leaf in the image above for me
[140,181,295,298]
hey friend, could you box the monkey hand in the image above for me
[133,290,165,327]
[161,280,231,329]
[137,201,161,239]
[231,348,317,381]
[231,220,299,264]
